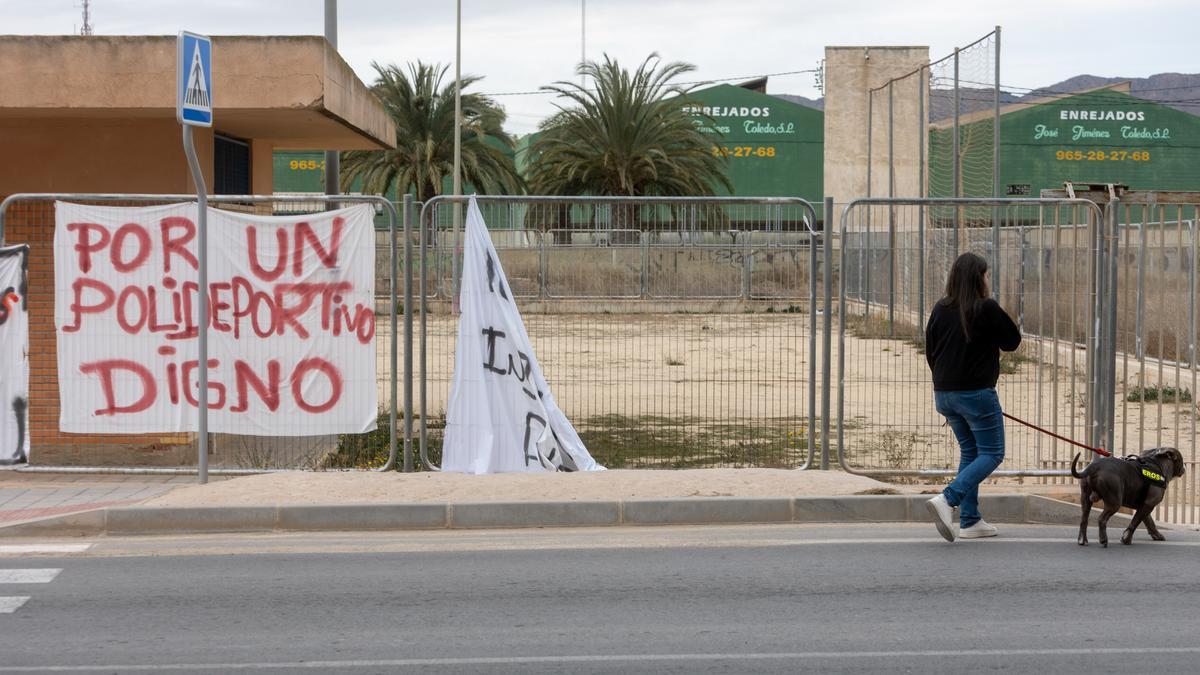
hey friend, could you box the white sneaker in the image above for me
[960,519,998,539]
[925,494,959,542]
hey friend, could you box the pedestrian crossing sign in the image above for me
[176,31,212,127]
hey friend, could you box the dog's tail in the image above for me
[1070,452,1085,479]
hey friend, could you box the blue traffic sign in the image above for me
[177,31,212,127]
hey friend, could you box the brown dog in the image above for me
[1072,448,1185,547]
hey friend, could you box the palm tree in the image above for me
[526,54,731,198]
[340,61,523,202]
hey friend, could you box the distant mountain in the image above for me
[775,72,1200,117]
[774,93,824,111]
[1024,73,1200,116]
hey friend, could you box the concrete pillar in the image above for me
[823,46,929,204]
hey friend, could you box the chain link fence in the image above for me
[867,28,1001,224]
[836,192,1200,526]
[5,188,1199,527]
[1043,188,1200,525]
[836,197,1105,479]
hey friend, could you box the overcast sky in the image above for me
[4,0,1198,134]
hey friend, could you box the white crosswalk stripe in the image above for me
[0,596,31,613]
[0,544,91,556]
[0,547,85,608]
[0,565,63,614]
[0,568,61,584]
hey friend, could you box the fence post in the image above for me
[821,196,834,470]
[867,90,873,204]
[418,201,434,470]
[451,203,461,314]
[918,67,927,328]
[640,229,649,298]
[539,223,549,299]
[952,47,961,250]
[741,231,752,301]
[865,204,873,320]
[836,202,849,465]
[807,203,818,468]
[1104,191,1121,454]
[1093,198,1117,456]
[992,26,1002,298]
[1017,222,1026,331]
[1087,202,1107,452]
[888,81,895,336]
[402,194,414,472]
[866,89,874,316]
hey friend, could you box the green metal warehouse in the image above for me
[274,151,335,195]
[512,80,824,202]
[680,81,823,201]
[930,83,1200,199]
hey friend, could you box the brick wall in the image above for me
[4,199,195,466]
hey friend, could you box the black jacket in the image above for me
[925,298,1022,391]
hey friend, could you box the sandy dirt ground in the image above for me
[145,468,908,507]
[189,311,1196,521]
[410,313,1197,466]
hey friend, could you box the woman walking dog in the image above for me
[924,252,1021,542]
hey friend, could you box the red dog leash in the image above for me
[1002,412,1111,457]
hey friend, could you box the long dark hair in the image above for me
[941,252,989,342]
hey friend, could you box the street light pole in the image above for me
[451,0,463,313]
[324,0,339,200]
[581,0,586,86]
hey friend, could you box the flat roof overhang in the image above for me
[0,35,395,150]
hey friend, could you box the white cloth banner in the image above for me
[0,245,30,465]
[442,197,603,473]
[54,202,377,435]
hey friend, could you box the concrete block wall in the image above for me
[824,46,929,205]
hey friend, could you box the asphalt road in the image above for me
[3,523,1200,674]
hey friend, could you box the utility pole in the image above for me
[581,0,586,86]
[452,0,463,313]
[454,0,463,208]
[324,0,340,200]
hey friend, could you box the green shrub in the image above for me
[1126,386,1193,404]
[327,410,443,470]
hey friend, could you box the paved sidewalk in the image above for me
[0,472,214,525]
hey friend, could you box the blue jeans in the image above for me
[934,388,1006,528]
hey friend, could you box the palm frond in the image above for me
[340,60,525,202]
[528,53,730,197]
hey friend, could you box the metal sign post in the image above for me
[177,31,213,484]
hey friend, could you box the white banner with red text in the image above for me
[0,245,30,464]
[54,201,377,435]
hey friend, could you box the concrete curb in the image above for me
[0,493,1128,537]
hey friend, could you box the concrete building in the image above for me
[0,35,394,465]
[0,36,393,195]
[823,46,929,204]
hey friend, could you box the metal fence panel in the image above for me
[417,196,822,471]
[0,193,404,472]
[1092,193,1200,525]
[836,198,1106,480]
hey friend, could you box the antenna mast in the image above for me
[81,0,94,35]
